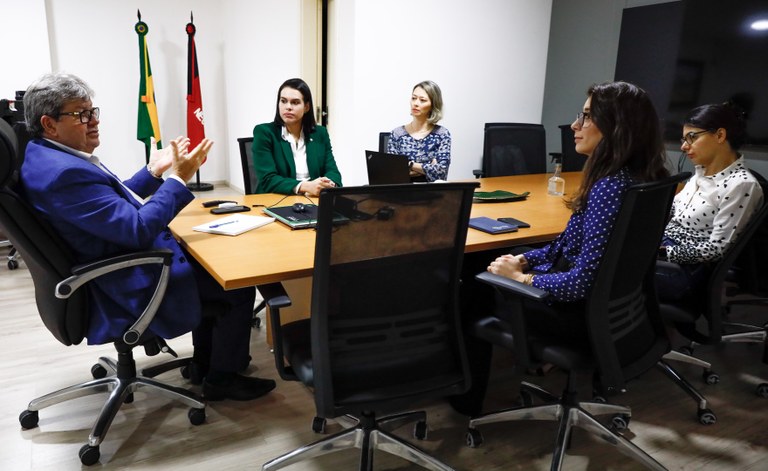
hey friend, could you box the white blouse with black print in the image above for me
[665,156,763,264]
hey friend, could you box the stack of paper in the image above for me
[192,214,275,236]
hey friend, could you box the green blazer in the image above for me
[252,122,343,194]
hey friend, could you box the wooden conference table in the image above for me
[169,172,581,335]
[170,172,581,289]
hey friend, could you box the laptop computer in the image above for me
[365,150,411,185]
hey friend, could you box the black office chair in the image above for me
[466,173,690,471]
[0,120,206,466]
[0,104,28,270]
[473,122,547,178]
[261,182,478,471]
[554,124,587,172]
[236,136,267,327]
[659,176,768,398]
[378,131,391,153]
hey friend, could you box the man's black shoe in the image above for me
[203,374,277,401]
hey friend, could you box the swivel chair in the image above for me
[473,122,546,178]
[466,173,690,471]
[237,136,267,327]
[378,131,391,153]
[659,176,768,398]
[262,182,478,470]
[0,120,206,466]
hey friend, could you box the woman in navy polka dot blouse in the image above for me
[450,82,670,416]
[655,102,764,301]
[488,81,669,303]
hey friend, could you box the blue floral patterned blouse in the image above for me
[386,125,451,182]
[523,168,634,302]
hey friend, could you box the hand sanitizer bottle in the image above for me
[548,160,565,196]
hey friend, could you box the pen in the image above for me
[209,220,237,229]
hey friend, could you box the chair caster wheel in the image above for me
[703,370,719,385]
[756,383,768,398]
[19,409,39,429]
[311,416,326,434]
[252,316,262,329]
[91,364,107,379]
[79,444,100,466]
[188,407,206,425]
[466,428,483,448]
[8,259,19,269]
[610,414,631,432]
[413,420,428,440]
[698,408,716,425]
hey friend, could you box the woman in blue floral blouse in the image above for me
[386,80,451,182]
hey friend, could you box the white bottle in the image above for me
[548,162,565,196]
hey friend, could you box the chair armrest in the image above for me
[56,249,174,346]
[475,271,551,368]
[259,282,298,381]
[475,271,551,302]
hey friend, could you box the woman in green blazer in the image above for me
[252,78,342,195]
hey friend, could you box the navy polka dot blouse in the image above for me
[523,168,633,302]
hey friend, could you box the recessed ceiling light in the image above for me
[751,19,768,31]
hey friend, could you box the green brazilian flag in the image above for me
[135,15,162,161]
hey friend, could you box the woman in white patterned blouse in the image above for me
[656,102,764,301]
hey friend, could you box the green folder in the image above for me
[473,190,530,203]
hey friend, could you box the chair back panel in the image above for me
[730,172,768,296]
[558,124,587,172]
[237,137,257,194]
[482,123,546,176]
[310,182,477,417]
[378,132,391,153]
[0,120,87,346]
[587,172,690,392]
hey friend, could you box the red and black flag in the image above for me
[186,12,205,160]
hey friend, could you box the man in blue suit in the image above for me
[20,73,275,401]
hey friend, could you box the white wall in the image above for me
[10,0,553,188]
[0,0,51,98]
[328,0,553,186]
[6,0,300,188]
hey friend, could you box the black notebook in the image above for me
[468,216,518,234]
[262,205,349,230]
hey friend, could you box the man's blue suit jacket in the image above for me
[20,140,201,344]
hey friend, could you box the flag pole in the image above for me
[135,9,162,165]
[185,11,213,192]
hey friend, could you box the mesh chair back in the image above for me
[237,137,257,194]
[0,119,87,346]
[378,132,391,153]
[558,124,587,172]
[731,172,768,296]
[310,182,477,417]
[481,123,546,176]
[587,172,690,393]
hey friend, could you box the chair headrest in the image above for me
[0,119,19,187]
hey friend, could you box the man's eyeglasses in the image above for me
[57,107,100,124]
[576,111,591,128]
[680,129,712,146]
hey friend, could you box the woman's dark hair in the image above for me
[684,102,746,151]
[272,78,316,134]
[568,81,669,212]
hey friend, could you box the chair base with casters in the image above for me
[467,372,666,471]
[0,238,20,269]
[19,338,205,466]
[655,358,716,425]
[262,410,455,471]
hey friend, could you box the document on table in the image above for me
[192,214,275,236]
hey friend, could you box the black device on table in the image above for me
[210,205,251,214]
[497,217,530,228]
